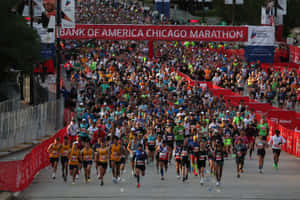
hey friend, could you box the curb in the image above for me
[0,144,34,159]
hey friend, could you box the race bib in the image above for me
[237,151,242,156]
[193,147,199,152]
[181,151,188,156]
[71,155,78,162]
[274,144,280,148]
[200,155,206,160]
[100,155,107,161]
[62,150,68,157]
[136,160,144,165]
[159,152,167,160]
[167,136,173,141]
[84,155,92,160]
[216,155,222,161]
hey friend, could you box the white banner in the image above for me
[246,26,275,46]
[261,8,283,25]
[61,0,75,28]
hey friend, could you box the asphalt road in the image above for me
[20,149,300,200]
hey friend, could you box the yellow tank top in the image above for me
[111,144,121,161]
[69,150,79,165]
[98,147,108,163]
[60,144,70,157]
[49,143,60,158]
[82,148,93,161]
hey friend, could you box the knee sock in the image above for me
[136,175,140,184]
[160,168,164,177]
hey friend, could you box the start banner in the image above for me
[60,24,248,42]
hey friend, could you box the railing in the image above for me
[0,98,64,150]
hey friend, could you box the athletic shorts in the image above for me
[97,162,108,169]
[235,157,244,165]
[50,157,59,164]
[247,136,255,144]
[69,164,78,170]
[112,160,121,166]
[175,140,183,147]
[148,145,155,152]
[175,159,181,165]
[136,165,145,171]
[272,149,281,156]
[257,149,265,157]
[197,160,206,168]
[61,156,69,164]
[120,157,126,164]
[215,160,224,166]
[167,143,174,150]
[83,160,92,168]
[224,138,231,146]
[262,136,267,141]
[181,158,190,168]
[159,160,168,165]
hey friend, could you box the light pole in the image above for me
[56,0,61,100]
[232,0,235,25]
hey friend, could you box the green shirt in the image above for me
[258,123,269,136]
[233,116,244,125]
[174,125,185,141]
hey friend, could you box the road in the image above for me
[20,149,300,200]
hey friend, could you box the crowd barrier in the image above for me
[0,127,67,192]
[261,63,300,74]
[177,70,300,158]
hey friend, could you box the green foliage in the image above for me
[0,0,41,75]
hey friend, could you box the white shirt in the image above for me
[268,135,286,149]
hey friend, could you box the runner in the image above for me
[69,142,80,185]
[245,123,257,160]
[192,136,200,176]
[95,139,108,186]
[110,136,122,183]
[127,133,139,176]
[60,136,70,182]
[257,118,269,141]
[198,141,208,185]
[174,143,182,179]
[155,135,163,174]
[256,135,267,173]
[268,130,286,170]
[180,139,191,182]
[156,140,168,180]
[133,144,148,188]
[81,142,93,183]
[47,137,61,179]
[147,129,156,164]
[224,124,232,158]
[214,141,225,186]
[234,138,247,178]
[165,126,174,164]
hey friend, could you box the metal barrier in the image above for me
[0,96,25,113]
[0,98,64,150]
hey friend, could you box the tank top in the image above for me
[49,143,60,158]
[60,144,70,157]
[111,144,121,161]
[257,141,265,149]
[83,148,93,161]
[148,135,155,146]
[98,147,108,163]
[69,149,79,165]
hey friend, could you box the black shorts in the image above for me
[175,159,181,165]
[167,143,174,150]
[262,136,267,141]
[120,157,126,164]
[181,158,190,168]
[272,149,281,156]
[50,157,59,164]
[236,157,244,165]
[176,140,183,147]
[97,162,108,169]
[257,149,266,157]
[83,160,93,168]
[148,145,155,152]
[61,156,69,164]
[69,164,78,170]
[197,160,206,168]
[136,165,146,171]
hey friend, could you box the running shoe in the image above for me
[113,177,118,184]
[117,177,121,182]
[237,174,240,178]
[63,176,67,182]
[76,174,79,179]
[137,183,140,188]
[216,181,220,186]
[88,178,91,182]
[161,176,164,181]
[100,180,104,186]
[176,175,181,179]
[72,182,75,185]
[273,163,276,169]
[131,170,135,176]
[200,178,204,185]
[52,173,56,179]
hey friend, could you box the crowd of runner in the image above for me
[48,0,288,188]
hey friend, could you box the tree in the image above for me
[0,0,41,77]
